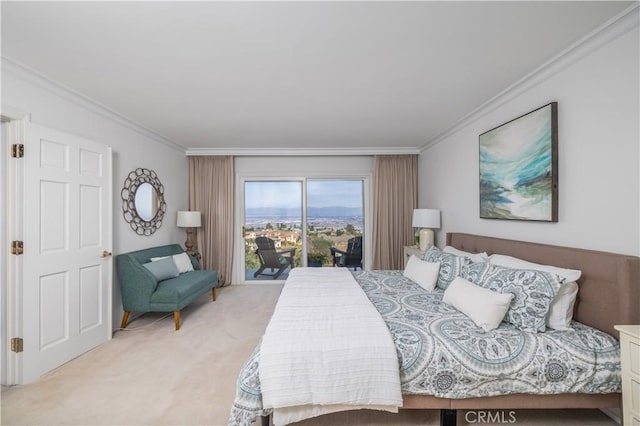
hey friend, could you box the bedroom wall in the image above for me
[418,16,639,256]
[1,64,189,335]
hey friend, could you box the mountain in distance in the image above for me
[308,206,362,217]
[245,206,361,217]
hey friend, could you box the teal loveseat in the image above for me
[116,244,219,330]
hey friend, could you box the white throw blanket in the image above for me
[259,268,403,425]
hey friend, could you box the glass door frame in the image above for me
[234,172,371,284]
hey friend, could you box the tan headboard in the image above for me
[447,233,639,338]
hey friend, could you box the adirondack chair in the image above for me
[254,236,296,279]
[330,236,363,270]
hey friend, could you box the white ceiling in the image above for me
[1,1,633,153]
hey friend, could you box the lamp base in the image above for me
[419,228,434,251]
[185,228,198,255]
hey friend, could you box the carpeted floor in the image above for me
[1,284,617,426]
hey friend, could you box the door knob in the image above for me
[101,250,113,258]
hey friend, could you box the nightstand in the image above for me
[403,245,423,268]
[614,325,640,426]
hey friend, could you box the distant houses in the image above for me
[244,230,301,250]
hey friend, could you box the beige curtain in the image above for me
[371,155,418,270]
[189,156,234,286]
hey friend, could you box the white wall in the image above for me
[2,64,190,334]
[419,22,639,256]
[235,155,374,176]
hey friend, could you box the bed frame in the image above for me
[403,233,639,425]
[261,233,638,426]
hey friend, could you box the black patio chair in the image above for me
[330,236,363,270]
[254,236,295,279]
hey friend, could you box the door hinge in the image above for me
[10,144,24,158]
[11,240,24,255]
[10,338,23,353]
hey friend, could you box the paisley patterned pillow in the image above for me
[463,262,564,333]
[423,245,472,290]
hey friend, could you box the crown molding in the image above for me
[419,3,640,152]
[5,2,636,158]
[1,56,187,153]
[1,55,417,157]
[185,146,421,156]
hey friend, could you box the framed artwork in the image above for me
[479,102,558,222]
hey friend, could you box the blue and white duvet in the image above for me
[229,270,620,425]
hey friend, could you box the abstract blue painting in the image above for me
[480,103,558,221]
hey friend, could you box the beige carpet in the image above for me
[1,284,617,426]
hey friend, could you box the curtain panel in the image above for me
[188,156,234,286]
[371,155,418,270]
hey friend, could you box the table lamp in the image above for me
[177,211,202,256]
[412,209,441,251]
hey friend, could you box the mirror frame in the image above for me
[121,168,167,235]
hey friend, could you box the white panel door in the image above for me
[21,123,112,384]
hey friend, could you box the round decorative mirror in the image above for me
[134,183,159,221]
[121,168,166,235]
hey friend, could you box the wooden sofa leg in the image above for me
[174,311,181,331]
[120,311,130,329]
[212,287,217,301]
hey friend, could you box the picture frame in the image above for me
[479,102,558,222]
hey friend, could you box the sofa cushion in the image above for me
[143,257,179,282]
[127,244,200,270]
[149,270,218,311]
[173,252,195,273]
[151,252,196,274]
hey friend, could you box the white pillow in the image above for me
[443,246,489,263]
[171,252,194,274]
[488,254,582,330]
[403,255,440,291]
[443,277,513,331]
[151,253,194,274]
[488,254,581,282]
[546,281,578,330]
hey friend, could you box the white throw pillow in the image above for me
[488,254,581,282]
[443,277,513,331]
[172,252,194,274]
[443,246,489,263]
[488,254,581,330]
[403,255,440,291]
[546,281,579,330]
[151,253,194,274]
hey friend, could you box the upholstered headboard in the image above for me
[447,233,639,339]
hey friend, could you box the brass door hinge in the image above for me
[11,337,23,353]
[11,240,24,255]
[10,144,24,158]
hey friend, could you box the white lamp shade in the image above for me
[412,209,441,229]
[177,211,202,228]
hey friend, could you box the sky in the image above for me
[245,180,363,209]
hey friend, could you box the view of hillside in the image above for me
[244,180,364,274]
[244,213,363,269]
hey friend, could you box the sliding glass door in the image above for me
[306,180,363,267]
[242,178,364,282]
[243,181,302,281]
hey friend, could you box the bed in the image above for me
[229,233,639,426]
